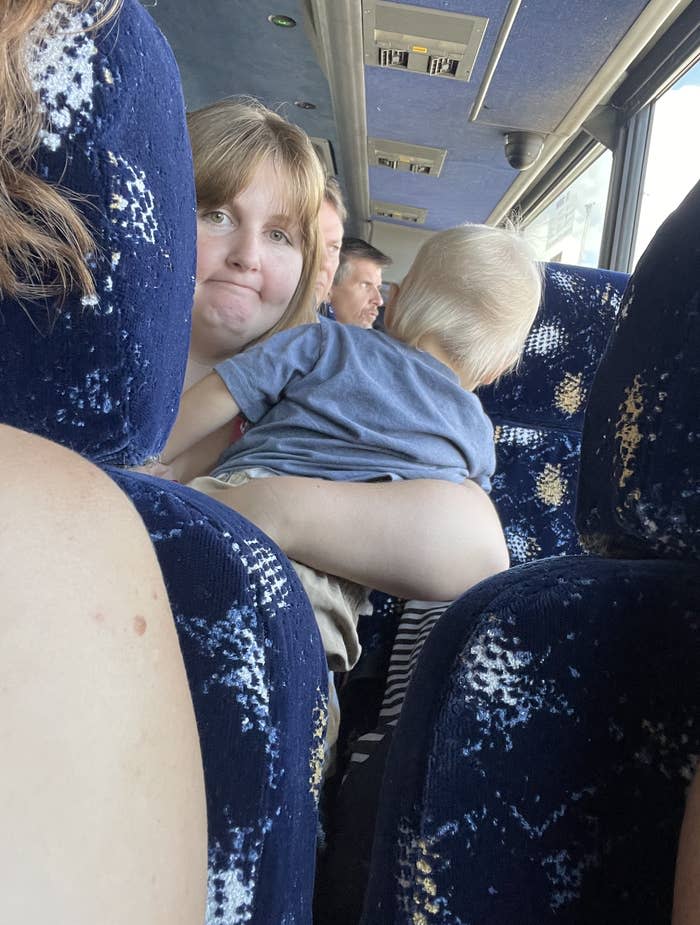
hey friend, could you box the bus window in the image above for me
[521,149,613,268]
[633,57,700,266]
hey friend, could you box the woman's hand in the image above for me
[131,459,178,481]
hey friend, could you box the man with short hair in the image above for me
[328,237,392,328]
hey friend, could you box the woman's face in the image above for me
[314,199,344,305]
[193,160,304,360]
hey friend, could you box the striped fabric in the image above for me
[348,600,450,766]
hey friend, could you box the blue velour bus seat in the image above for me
[480,261,630,563]
[360,181,700,923]
[0,2,327,922]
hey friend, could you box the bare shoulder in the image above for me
[0,424,148,545]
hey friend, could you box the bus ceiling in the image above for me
[150,0,699,252]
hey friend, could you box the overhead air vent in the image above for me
[372,200,427,224]
[363,0,488,82]
[428,56,458,77]
[379,48,408,69]
[368,138,447,178]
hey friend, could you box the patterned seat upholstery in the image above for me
[0,3,326,922]
[576,205,700,560]
[360,183,700,923]
[479,262,628,563]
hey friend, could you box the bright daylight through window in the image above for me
[633,57,700,266]
[522,151,613,268]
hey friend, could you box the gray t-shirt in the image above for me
[213,317,495,490]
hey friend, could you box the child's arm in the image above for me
[162,372,239,464]
[161,425,233,483]
[206,476,509,600]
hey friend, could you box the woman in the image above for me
[183,97,323,391]
[170,99,508,599]
[185,132,345,392]
[170,97,325,480]
[0,0,114,302]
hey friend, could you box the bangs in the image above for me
[194,145,254,212]
[194,148,319,246]
[272,155,319,244]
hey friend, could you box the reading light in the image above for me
[268,14,296,28]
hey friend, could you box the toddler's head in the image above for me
[387,224,542,390]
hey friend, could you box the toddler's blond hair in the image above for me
[388,223,542,388]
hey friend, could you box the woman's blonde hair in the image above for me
[187,97,325,340]
[0,0,122,302]
[388,223,543,389]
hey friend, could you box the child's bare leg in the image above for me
[0,426,207,925]
[210,477,509,600]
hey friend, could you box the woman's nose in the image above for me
[226,229,260,271]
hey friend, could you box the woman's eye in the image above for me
[203,210,229,226]
[270,229,291,244]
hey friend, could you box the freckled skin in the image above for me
[133,615,147,636]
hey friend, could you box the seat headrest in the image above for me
[0,0,195,465]
[576,180,700,560]
[478,262,627,562]
[480,262,628,432]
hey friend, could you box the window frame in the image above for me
[516,3,700,272]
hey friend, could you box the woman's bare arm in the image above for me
[200,476,510,600]
[0,425,206,924]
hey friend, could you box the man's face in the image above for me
[314,200,344,305]
[330,257,383,328]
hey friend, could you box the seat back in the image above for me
[577,180,700,560]
[0,4,327,921]
[479,261,629,562]
[0,0,194,464]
